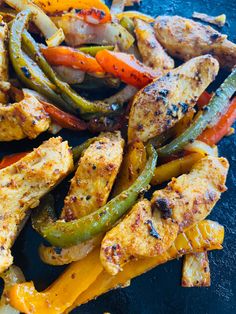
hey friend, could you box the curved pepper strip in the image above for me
[33,0,111,24]
[32,144,157,247]
[9,10,70,112]
[157,69,236,157]
[22,29,120,116]
[9,220,224,314]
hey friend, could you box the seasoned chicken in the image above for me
[128,55,219,143]
[0,18,9,104]
[151,156,229,231]
[0,137,73,273]
[134,19,174,71]
[61,131,124,220]
[182,252,211,287]
[100,156,228,275]
[154,15,236,70]
[41,132,124,266]
[0,95,51,141]
[100,199,179,275]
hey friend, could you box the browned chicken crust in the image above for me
[100,156,228,275]
[61,132,124,220]
[0,95,51,141]
[0,137,73,273]
[151,156,229,231]
[128,55,219,143]
[154,15,236,70]
[134,18,174,71]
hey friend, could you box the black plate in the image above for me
[1,0,236,313]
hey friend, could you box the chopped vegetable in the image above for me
[110,0,125,14]
[9,220,224,314]
[116,11,155,23]
[53,14,134,51]
[33,0,111,24]
[0,18,9,104]
[5,0,65,46]
[113,140,147,195]
[198,97,236,146]
[96,50,160,88]
[182,252,211,287]
[0,152,29,170]
[41,46,104,73]
[185,140,218,156]
[157,69,236,157]
[120,16,135,34]
[104,85,138,105]
[31,144,157,247]
[192,12,226,27]
[22,28,119,116]
[0,265,25,314]
[9,10,70,112]
[41,100,87,131]
[197,91,212,108]
[53,66,85,84]
[9,248,103,314]
[78,45,114,57]
[151,153,203,185]
[66,220,224,312]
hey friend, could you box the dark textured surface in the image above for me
[0,0,236,313]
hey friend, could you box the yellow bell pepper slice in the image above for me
[33,0,111,23]
[66,220,224,312]
[9,248,103,314]
[9,220,223,314]
[116,11,155,23]
[151,152,203,185]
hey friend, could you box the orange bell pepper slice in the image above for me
[33,0,111,24]
[96,50,161,88]
[41,100,87,131]
[41,46,105,74]
[198,97,236,146]
[0,152,29,170]
[9,248,103,314]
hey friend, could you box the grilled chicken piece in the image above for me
[0,137,73,273]
[134,19,174,71]
[100,156,228,275]
[151,156,228,231]
[41,132,124,266]
[0,95,51,141]
[100,199,179,275]
[128,55,219,143]
[61,132,124,220]
[154,15,236,70]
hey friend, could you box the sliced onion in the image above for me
[52,66,85,84]
[110,0,125,14]
[53,14,134,51]
[5,0,65,45]
[115,11,155,23]
[185,140,218,157]
[104,85,138,104]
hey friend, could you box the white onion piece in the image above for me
[53,66,85,84]
[5,0,65,45]
[104,85,138,104]
[53,14,134,51]
[185,140,218,157]
[110,0,125,14]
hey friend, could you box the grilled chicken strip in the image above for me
[61,132,124,220]
[128,55,219,143]
[134,19,174,71]
[0,95,51,141]
[154,15,236,70]
[100,156,229,275]
[0,137,73,273]
[40,132,124,266]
